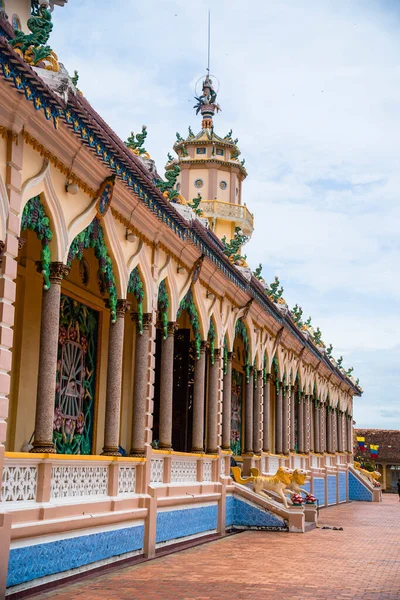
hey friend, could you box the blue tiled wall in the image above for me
[327,475,337,505]
[314,478,326,507]
[349,471,373,502]
[303,480,311,494]
[225,496,286,529]
[156,505,218,544]
[339,471,347,502]
[7,524,144,588]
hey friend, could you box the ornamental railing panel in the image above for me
[150,458,164,484]
[220,458,226,476]
[170,459,197,483]
[118,466,136,495]
[311,455,319,469]
[200,200,254,231]
[293,455,302,469]
[264,455,280,474]
[50,465,108,500]
[203,460,213,482]
[1,464,38,503]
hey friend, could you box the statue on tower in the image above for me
[193,74,221,124]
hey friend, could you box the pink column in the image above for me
[298,393,305,453]
[253,370,262,455]
[244,367,254,454]
[158,322,176,450]
[289,387,296,452]
[192,341,207,452]
[275,383,283,454]
[262,374,271,452]
[102,300,130,456]
[206,349,221,454]
[130,313,152,456]
[221,352,233,451]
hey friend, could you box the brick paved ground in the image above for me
[32,494,400,600]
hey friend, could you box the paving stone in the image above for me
[31,495,400,600]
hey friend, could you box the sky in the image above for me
[50,0,400,429]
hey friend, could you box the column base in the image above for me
[262,448,271,453]
[206,448,218,455]
[129,449,146,457]
[158,444,172,451]
[30,442,56,453]
[221,445,231,451]
[101,447,121,456]
[191,447,205,453]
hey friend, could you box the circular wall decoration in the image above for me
[12,14,21,30]
[194,179,204,189]
[176,182,181,192]
[219,181,227,190]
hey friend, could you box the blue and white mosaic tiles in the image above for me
[327,475,337,505]
[349,471,373,502]
[7,523,144,588]
[156,504,218,544]
[339,471,347,503]
[225,495,286,529]
[313,478,326,507]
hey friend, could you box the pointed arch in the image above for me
[159,261,179,321]
[177,287,202,359]
[127,247,154,313]
[191,281,208,340]
[234,318,251,382]
[102,210,126,298]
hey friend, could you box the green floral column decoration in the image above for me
[128,266,144,334]
[208,319,216,365]
[223,337,228,375]
[235,319,250,382]
[263,354,268,384]
[177,288,201,359]
[21,195,52,289]
[158,279,169,339]
[272,356,279,389]
[67,217,117,322]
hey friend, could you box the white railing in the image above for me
[293,455,302,469]
[264,455,280,474]
[220,458,226,476]
[311,455,319,469]
[203,460,213,482]
[118,466,136,495]
[1,463,38,503]
[170,459,197,483]
[150,458,164,484]
[51,464,108,500]
[200,200,254,234]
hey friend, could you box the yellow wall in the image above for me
[188,168,208,200]
[214,219,235,241]
[216,171,231,203]
[5,0,31,33]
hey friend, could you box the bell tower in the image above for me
[172,73,254,242]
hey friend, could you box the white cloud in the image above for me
[50,0,400,427]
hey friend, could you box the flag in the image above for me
[370,444,379,457]
[357,436,366,451]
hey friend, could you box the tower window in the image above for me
[176,183,181,192]
[219,181,227,190]
[196,148,206,155]
[194,179,204,189]
[12,14,21,30]
[216,148,224,156]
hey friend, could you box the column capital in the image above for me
[256,369,263,379]
[45,262,70,285]
[131,312,153,329]
[214,348,221,359]
[227,351,235,361]
[167,321,178,336]
[200,340,209,353]
[116,299,131,317]
[264,372,270,382]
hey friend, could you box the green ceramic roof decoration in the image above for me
[10,4,59,71]
[177,289,201,359]
[231,147,239,160]
[128,266,144,334]
[235,319,250,382]
[326,343,333,358]
[187,193,203,216]
[337,356,344,368]
[155,155,180,201]
[303,316,312,328]
[125,126,148,156]
[224,129,233,140]
[176,132,184,143]
[21,195,52,290]
[181,145,189,157]
[241,159,245,167]
[67,217,117,322]
[188,126,195,138]
[208,318,216,365]
[253,263,263,280]
[158,279,169,340]
[313,327,323,345]
[291,304,303,327]
[222,226,249,264]
[345,367,354,376]
[71,70,79,87]
[266,276,284,303]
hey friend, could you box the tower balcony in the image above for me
[199,199,254,236]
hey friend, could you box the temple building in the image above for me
[0,2,378,596]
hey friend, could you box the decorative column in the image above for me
[346,415,353,453]
[244,367,254,454]
[192,341,207,452]
[253,370,262,455]
[206,349,220,454]
[321,404,327,453]
[275,382,283,454]
[282,385,290,455]
[337,411,342,452]
[326,405,332,453]
[305,395,311,452]
[102,299,130,455]
[290,386,296,452]
[221,352,233,451]
[158,322,176,450]
[262,373,271,453]
[130,313,152,456]
[31,262,70,453]
[298,393,304,453]
[314,402,320,453]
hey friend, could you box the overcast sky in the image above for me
[51,0,400,429]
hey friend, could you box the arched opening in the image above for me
[230,319,250,457]
[152,284,201,452]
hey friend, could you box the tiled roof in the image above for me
[355,429,400,462]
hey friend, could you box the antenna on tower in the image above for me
[207,10,211,75]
